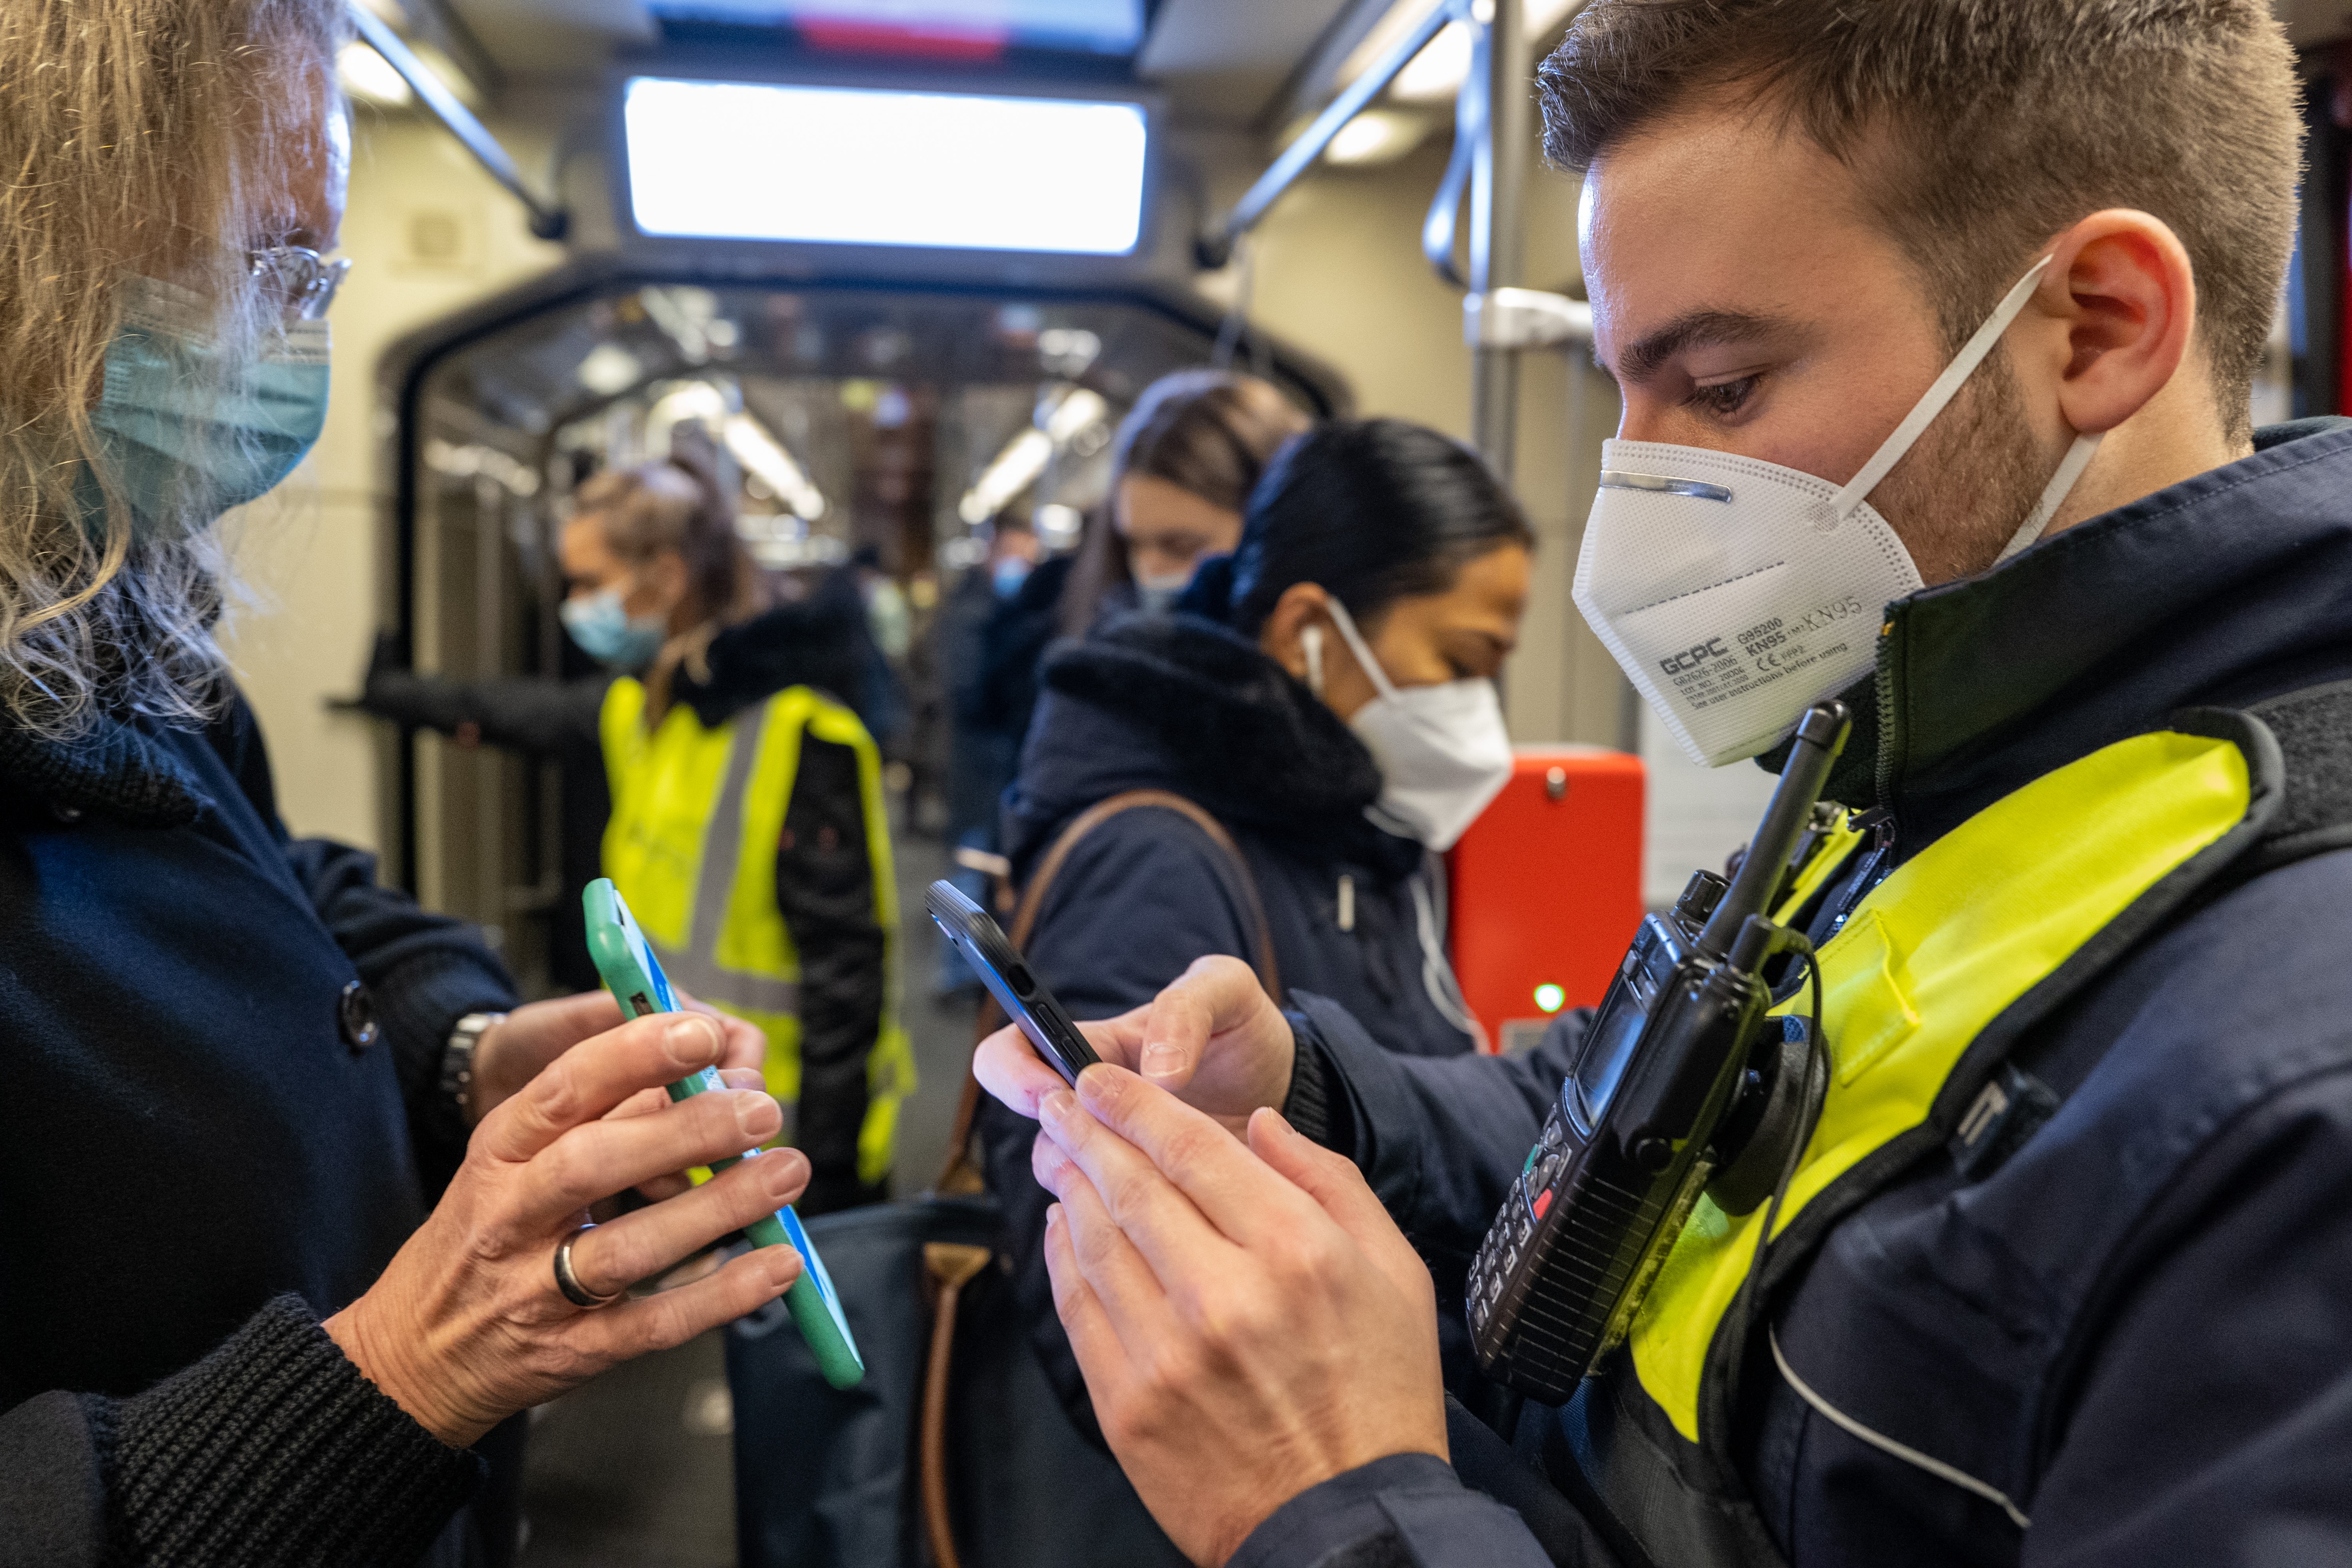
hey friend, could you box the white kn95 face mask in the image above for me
[1305,597,1514,852]
[1573,255,2103,768]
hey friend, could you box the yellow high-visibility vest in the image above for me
[600,677,914,1186]
[1629,727,2256,1444]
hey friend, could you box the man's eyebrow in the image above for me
[1614,308,1800,383]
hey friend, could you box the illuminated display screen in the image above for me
[646,0,1147,59]
[623,78,1149,256]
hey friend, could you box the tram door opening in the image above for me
[398,284,1331,997]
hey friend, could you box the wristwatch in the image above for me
[440,1011,508,1121]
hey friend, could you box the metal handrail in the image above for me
[1195,0,1458,270]
[348,3,569,241]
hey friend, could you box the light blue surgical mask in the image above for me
[83,275,332,539]
[561,587,668,671]
[992,557,1033,599]
[1134,570,1192,614]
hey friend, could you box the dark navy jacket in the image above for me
[1241,421,2352,1568]
[975,612,1479,1440]
[0,689,519,1562]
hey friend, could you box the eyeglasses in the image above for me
[248,246,353,324]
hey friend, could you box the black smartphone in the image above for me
[926,880,1102,1086]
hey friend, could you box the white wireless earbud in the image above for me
[1301,623,1326,697]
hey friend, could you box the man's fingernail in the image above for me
[1140,1040,1186,1079]
[665,1016,720,1066]
[1045,1203,1064,1230]
[765,1247,801,1290]
[735,1091,782,1139]
[1040,1088,1075,1125]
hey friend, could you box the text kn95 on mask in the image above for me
[1574,441,1921,768]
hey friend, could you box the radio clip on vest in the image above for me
[1465,701,1850,1402]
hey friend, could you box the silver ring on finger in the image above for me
[554,1223,624,1310]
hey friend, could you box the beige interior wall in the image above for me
[1221,140,1628,750]
[216,108,566,851]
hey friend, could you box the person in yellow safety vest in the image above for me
[562,455,913,1215]
[965,3,2352,1566]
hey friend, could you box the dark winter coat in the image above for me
[0,690,520,1567]
[974,611,1479,1462]
[1243,419,2352,1567]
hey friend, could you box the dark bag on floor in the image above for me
[728,790,1277,1568]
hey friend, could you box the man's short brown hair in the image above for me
[1538,0,2301,440]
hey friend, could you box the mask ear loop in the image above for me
[1994,429,2103,562]
[1301,623,1327,698]
[1321,596,1401,702]
[1822,256,2057,531]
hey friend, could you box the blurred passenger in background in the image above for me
[967,418,1532,1546]
[366,456,908,1214]
[0,5,812,1563]
[933,517,1039,991]
[848,543,913,755]
[966,370,1309,781]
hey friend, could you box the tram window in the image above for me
[623,79,1148,255]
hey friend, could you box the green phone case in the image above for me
[581,878,865,1390]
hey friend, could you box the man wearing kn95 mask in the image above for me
[960,4,2352,1568]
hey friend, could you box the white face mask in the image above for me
[1305,598,1514,852]
[1573,256,2103,768]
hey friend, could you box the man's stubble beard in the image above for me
[1870,346,2052,586]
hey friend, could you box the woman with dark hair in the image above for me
[966,370,1309,774]
[965,418,1534,1558]
[1058,367,1313,632]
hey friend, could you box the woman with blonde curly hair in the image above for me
[0,7,814,1563]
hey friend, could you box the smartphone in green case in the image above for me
[582,877,864,1389]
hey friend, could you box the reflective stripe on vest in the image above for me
[1627,729,2256,1443]
[600,678,914,1185]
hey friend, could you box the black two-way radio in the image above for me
[1464,701,1850,1402]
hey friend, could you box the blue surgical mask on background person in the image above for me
[82,274,332,539]
[992,556,1033,599]
[1134,569,1192,613]
[561,588,668,671]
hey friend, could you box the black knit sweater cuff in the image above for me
[100,1294,480,1568]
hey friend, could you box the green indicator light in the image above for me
[1533,983,1566,1014]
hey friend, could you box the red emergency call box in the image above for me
[1447,747,1645,1055]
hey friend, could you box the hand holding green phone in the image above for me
[582,877,864,1389]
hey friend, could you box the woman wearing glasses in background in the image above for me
[0,7,811,1565]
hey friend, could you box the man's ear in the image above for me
[2036,209,2198,436]
[1257,582,1333,680]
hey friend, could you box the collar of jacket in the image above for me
[0,706,205,826]
[1026,611,1423,876]
[670,570,870,730]
[1775,418,2352,854]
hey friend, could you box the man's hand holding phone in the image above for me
[972,953,1298,1138]
[1029,1065,1449,1566]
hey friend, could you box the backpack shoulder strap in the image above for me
[935,788,1278,1192]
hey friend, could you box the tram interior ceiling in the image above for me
[363,0,2350,1007]
[401,281,1335,994]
